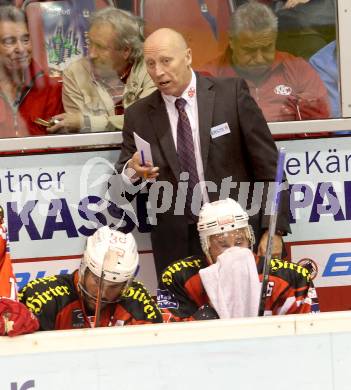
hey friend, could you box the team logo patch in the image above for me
[156,289,179,309]
[188,87,196,98]
[307,286,320,313]
[274,84,292,96]
[218,215,235,226]
[297,258,319,280]
[72,309,85,328]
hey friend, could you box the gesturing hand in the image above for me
[127,151,159,180]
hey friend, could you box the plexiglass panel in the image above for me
[0,0,347,145]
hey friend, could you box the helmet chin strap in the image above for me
[205,250,214,265]
[77,279,96,316]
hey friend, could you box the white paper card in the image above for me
[210,122,231,139]
[133,132,154,165]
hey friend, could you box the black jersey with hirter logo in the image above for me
[157,255,320,322]
[18,271,162,330]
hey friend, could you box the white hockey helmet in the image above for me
[197,199,255,262]
[79,226,139,284]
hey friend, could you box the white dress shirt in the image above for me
[161,70,209,203]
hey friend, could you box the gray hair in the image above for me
[89,7,144,63]
[0,5,27,24]
[229,1,278,38]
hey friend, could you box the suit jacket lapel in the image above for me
[196,74,215,174]
[149,92,181,180]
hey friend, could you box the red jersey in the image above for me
[157,255,320,322]
[19,271,162,330]
[200,50,330,125]
[0,223,16,300]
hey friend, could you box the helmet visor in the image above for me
[79,269,128,311]
[208,228,250,262]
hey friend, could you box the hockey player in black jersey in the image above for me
[19,226,162,330]
[158,198,319,322]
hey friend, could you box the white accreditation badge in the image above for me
[210,122,231,139]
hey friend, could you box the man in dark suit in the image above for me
[116,28,290,278]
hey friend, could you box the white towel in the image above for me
[199,246,261,319]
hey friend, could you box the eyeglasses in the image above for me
[1,35,31,48]
[87,39,119,54]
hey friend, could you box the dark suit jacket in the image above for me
[116,74,290,274]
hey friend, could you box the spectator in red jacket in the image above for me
[201,1,330,126]
[0,5,63,138]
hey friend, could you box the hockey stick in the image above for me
[94,252,108,328]
[258,147,286,316]
[93,274,104,328]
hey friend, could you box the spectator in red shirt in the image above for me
[0,6,63,138]
[201,1,330,126]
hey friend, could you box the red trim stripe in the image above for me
[12,255,82,263]
[286,237,351,247]
[286,237,351,259]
